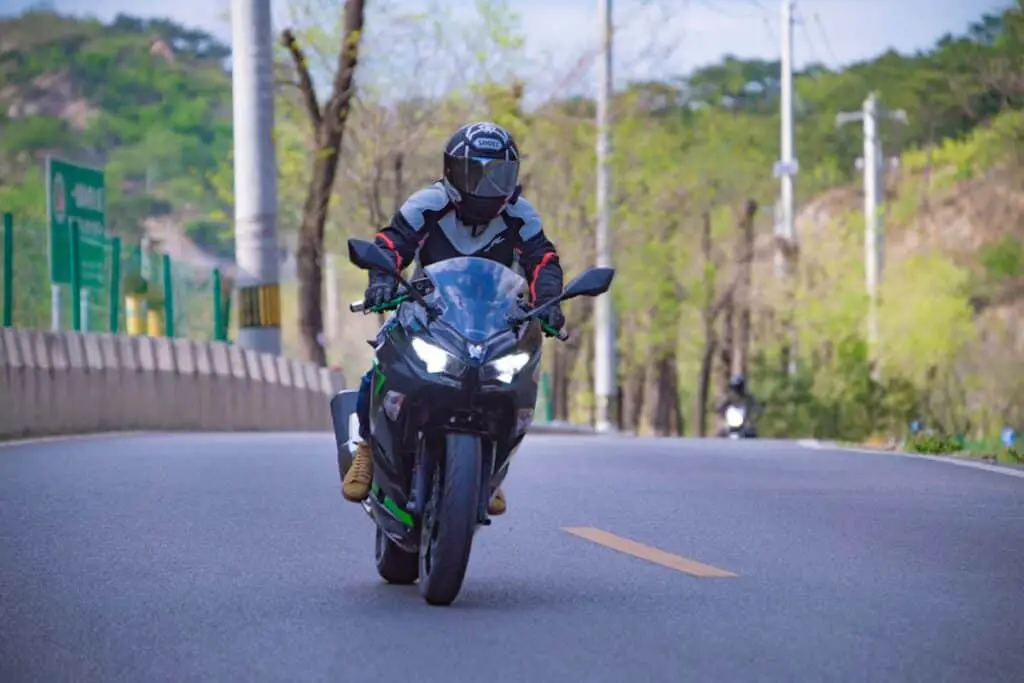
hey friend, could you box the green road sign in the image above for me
[47,156,107,289]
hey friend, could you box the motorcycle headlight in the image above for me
[487,352,530,384]
[725,405,746,428]
[411,338,454,374]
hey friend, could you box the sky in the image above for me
[2,0,1016,98]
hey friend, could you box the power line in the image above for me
[794,5,823,67]
[812,11,840,65]
[761,14,777,46]
[695,0,757,20]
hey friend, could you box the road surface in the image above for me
[2,433,1022,683]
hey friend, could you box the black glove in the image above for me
[364,272,397,309]
[539,304,565,334]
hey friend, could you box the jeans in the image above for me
[356,367,373,441]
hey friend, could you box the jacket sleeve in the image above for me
[373,184,450,275]
[509,197,563,304]
[373,219,418,276]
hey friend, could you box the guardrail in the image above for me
[0,328,345,439]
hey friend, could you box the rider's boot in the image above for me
[342,442,374,502]
[488,488,507,516]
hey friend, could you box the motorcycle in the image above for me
[330,238,615,606]
[723,403,756,439]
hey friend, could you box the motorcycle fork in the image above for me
[408,434,436,517]
[475,439,497,526]
[410,432,496,528]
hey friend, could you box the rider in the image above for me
[715,374,761,436]
[340,121,566,515]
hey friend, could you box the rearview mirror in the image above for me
[562,267,615,300]
[347,238,398,275]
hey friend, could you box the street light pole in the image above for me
[594,0,618,432]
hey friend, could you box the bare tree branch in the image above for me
[280,28,322,130]
[322,1,365,134]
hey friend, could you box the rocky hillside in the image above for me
[0,11,234,263]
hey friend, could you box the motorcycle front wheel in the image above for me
[418,432,482,606]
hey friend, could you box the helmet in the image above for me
[442,121,521,226]
[728,374,746,393]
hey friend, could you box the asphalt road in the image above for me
[2,433,1022,683]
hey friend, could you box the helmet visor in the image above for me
[449,157,519,198]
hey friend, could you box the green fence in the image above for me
[1,213,52,330]
[1,212,229,341]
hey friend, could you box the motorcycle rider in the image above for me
[715,374,761,436]
[341,121,566,515]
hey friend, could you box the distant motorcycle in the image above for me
[722,403,756,439]
[330,238,615,606]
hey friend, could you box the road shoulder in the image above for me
[798,438,1024,479]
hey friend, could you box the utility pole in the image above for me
[231,0,281,354]
[836,92,907,367]
[773,0,799,376]
[594,0,618,433]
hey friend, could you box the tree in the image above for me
[281,0,367,366]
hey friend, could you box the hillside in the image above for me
[0,11,234,257]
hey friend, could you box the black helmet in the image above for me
[728,374,746,393]
[442,121,521,226]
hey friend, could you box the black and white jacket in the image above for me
[372,181,563,304]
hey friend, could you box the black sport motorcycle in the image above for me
[330,238,615,606]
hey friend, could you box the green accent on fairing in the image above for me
[372,482,414,527]
[373,365,386,396]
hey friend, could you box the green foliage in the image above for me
[184,220,233,259]
[906,432,963,454]
[122,270,148,296]
[878,252,976,384]
[980,236,1023,281]
[750,342,920,442]
[0,10,232,242]
[1,116,75,155]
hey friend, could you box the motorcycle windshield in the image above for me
[422,257,529,342]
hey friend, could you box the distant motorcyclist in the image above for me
[715,374,761,437]
[340,121,566,516]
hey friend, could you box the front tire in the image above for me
[418,432,482,606]
[375,527,418,584]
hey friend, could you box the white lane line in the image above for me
[797,439,1024,480]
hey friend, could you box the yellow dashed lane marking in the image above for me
[563,526,738,578]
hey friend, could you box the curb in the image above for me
[528,422,598,435]
[798,439,1024,480]
[0,431,153,449]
